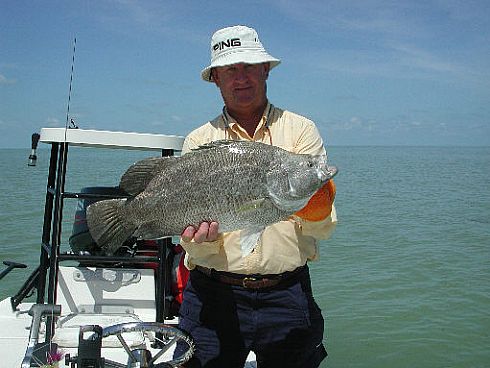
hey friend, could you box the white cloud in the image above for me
[92,0,204,43]
[0,74,16,85]
[274,1,428,37]
[330,116,374,131]
[389,43,459,74]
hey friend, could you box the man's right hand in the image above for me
[181,221,219,243]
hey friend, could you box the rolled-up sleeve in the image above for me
[292,205,338,240]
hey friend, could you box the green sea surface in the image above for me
[0,146,489,367]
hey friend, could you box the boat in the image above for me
[0,127,257,367]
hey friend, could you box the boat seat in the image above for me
[53,265,156,348]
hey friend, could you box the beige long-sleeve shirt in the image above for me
[180,103,337,275]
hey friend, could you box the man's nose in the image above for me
[234,66,248,81]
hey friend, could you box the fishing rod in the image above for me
[65,37,77,136]
[27,37,77,167]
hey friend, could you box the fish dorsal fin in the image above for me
[190,139,236,152]
[120,156,178,196]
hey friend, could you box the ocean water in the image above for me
[0,145,489,368]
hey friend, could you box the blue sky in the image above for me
[1,0,489,148]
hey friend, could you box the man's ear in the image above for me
[263,63,270,79]
[211,68,220,86]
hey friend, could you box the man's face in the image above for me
[212,62,270,113]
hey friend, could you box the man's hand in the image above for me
[181,221,219,243]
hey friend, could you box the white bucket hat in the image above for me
[201,25,281,82]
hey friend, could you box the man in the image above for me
[178,25,337,368]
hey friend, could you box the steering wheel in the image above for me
[101,322,194,367]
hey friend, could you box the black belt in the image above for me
[194,265,306,289]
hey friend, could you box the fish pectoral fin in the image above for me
[120,156,178,196]
[240,227,264,257]
[237,198,267,213]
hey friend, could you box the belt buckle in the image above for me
[242,276,257,288]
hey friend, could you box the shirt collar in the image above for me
[222,102,273,131]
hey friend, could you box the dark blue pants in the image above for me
[177,265,327,368]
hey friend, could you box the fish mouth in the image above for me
[319,165,338,182]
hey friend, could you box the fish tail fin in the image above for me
[86,199,136,254]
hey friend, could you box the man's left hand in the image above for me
[181,221,219,243]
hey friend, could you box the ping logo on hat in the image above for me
[213,38,242,51]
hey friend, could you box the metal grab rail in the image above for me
[0,261,27,281]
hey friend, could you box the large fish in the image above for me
[86,140,337,255]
